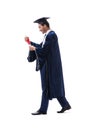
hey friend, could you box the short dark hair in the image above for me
[39,21,50,28]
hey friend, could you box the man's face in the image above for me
[38,24,47,34]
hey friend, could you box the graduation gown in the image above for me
[27,31,65,100]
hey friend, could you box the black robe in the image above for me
[27,31,65,100]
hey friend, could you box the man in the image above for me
[25,17,71,115]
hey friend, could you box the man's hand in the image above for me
[24,36,29,41]
[29,45,36,51]
[24,36,30,45]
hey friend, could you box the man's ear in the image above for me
[44,25,47,28]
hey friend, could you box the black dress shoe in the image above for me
[57,105,71,113]
[31,110,47,115]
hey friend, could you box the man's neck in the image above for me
[44,28,51,36]
[45,28,50,33]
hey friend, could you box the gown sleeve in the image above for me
[31,42,42,48]
[35,33,56,70]
[27,50,36,62]
[27,42,42,62]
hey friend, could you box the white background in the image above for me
[0,0,87,130]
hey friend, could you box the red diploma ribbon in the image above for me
[25,37,31,45]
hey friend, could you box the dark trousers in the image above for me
[39,92,70,112]
[40,64,70,112]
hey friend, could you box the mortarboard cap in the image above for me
[34,17,50,23]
